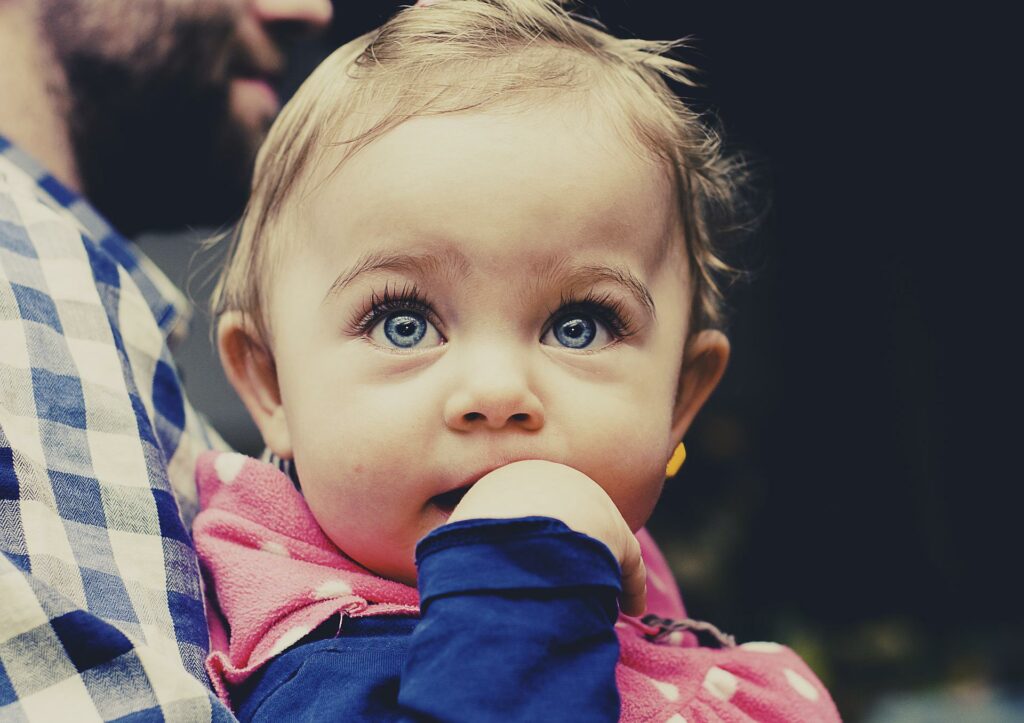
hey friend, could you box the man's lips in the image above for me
[227,46,283,100]
[232,76,279,101]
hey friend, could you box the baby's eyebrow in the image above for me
[323,249,470,301]
[324,252,655,318]
[555,264,657,318]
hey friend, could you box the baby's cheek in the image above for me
[582,434,667,531]
[618,469,666,532]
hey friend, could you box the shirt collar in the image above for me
[0,134,192,344]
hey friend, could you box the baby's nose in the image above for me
[442,363,544,432]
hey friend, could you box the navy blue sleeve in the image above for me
[238,517,623,722]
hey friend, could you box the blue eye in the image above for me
[541,294,632,351]
[368,310,443,350]
[380,313,428,348]
[553,316,596,348]
[542,313,617,350]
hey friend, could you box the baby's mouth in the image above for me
[431,486,471,514]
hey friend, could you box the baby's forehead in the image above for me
[302,102,682,264]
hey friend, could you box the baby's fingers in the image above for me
[618,536,647,617]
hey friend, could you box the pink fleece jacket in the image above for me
[194,451,841,721]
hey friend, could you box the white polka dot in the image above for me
[784,668,819,701]
[667,630,686,646]
[649,678,680,702]
[665,715,688,723]
[259,540,290,557]
[312,579,353,599]
[214,453,247,484]
[268,626,309,657]
[703,666,738,701]
[614,621,629,629]
[741,641,784,653]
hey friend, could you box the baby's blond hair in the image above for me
[213,0,745,346]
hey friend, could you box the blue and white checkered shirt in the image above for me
[0,136,234,721]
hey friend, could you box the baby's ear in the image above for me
[217,312,293,459]
[670,329,730,443]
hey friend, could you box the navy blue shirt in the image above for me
[236,517,623,722]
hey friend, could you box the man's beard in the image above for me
[40,1,265,236]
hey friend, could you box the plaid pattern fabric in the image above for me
[0,136,233,721]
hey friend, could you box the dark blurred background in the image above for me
[138,2,1020,720]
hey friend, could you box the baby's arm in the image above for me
[238,514,626,721]
[438,461,841,720]
[447,460,647,615]
[401,515,623,720]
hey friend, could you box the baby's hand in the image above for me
[447,460,646,616]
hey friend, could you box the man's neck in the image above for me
[0,3,81,191]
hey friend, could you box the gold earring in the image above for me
[665,442,687,477]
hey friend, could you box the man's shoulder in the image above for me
[0,153,88,258]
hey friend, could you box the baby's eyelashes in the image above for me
[540,293,636,350]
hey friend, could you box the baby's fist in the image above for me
[447,460,645,616]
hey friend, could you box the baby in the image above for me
[196,1,841,720]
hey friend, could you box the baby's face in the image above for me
[261,104,707,584]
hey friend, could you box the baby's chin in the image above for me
[337,519,452,588]
[385,566,419,588]
[349,551,419,588]
[372,499,474,586]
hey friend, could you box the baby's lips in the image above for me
[431,465,496,509]
[430,485,472,513]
